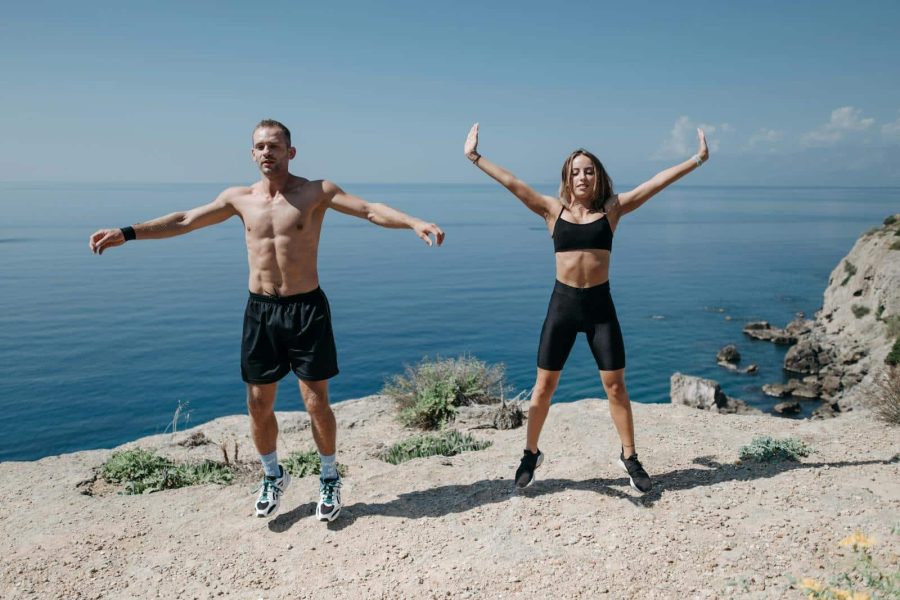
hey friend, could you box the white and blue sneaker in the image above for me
[316,476,342,522]
[255,465,291,518]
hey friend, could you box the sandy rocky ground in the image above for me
[1,395,898,600]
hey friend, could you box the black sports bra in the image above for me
[552,206,613,253]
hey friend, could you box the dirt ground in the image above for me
[1,396,897,599]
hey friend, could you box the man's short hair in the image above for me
[254,119,292,146]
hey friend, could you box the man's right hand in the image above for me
[89,228,126,255]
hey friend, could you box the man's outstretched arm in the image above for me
[324,181,444,247]
[89,189,240,255]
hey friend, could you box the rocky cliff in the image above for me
[782,214,900,411]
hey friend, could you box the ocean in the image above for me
[1,183,897,461]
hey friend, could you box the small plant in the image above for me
[797,532,899,599]
[890,240,900,251]
[840,261,857,286]
[100,448,233,494]
[851,305,871,319]
[876,305,885,320]
[164,399,191,434]
[885,316,900,339]
[871,368,900,423]
[282,449,347,478]
[738,436,811,462]
[863,226,881,237]
[380,430,492,465]
[887,339,900,367]
[384,355,506,429]
[885,215,898,226]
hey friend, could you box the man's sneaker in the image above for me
[514,449,544,489]
[618,450,652,494]
[255,465,291,518]
[316,477,342,522]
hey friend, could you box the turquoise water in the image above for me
[1,183,897,461]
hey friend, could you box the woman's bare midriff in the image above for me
[554,250,611,288]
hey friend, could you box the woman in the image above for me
[464,123,708,493]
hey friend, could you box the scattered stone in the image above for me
[810,402,841,420]
[716,345,741,363]
[762,384,790,398]
[773,401,801,415]
[178,432,211,447]
[742,322,796,345]
[492,402,524,430]
[670,373,761,415]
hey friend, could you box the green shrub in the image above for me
[380,430,492,465]
[876,305,886,320]
[887,338,900,367]
[851,305,871,318]
[890,240,900,250]
[863,226,881,237]
[384,355,505,429]
[282,449,347,478]
[884,215,898,226]
[738,436,811,462]
[840,261,857,286]
[873,367,900,424]
[886,316,900,339]
[100,448,233,494]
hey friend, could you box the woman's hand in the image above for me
[464,123,480,162]
[697,128,709,163]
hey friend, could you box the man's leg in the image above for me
[247,382,279,457]
[298,378,342,522]
[247,382,291,517]
[298,378,336,456]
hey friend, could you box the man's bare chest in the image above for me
[238,196,323,236]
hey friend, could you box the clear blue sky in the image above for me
[2,0,899,185]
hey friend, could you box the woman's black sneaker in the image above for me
[515,449,544,488]
[617,450,652,493]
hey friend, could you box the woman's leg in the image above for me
[525,368,562,452]
[599,368,635,456]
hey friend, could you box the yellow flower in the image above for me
[830,589,852,600]
[799,577,824,592]
[839,532,874,548]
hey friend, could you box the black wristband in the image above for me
[120,226,136,241]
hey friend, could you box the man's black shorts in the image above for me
[241,288,339,384]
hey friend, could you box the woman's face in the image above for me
[570,154,596,202]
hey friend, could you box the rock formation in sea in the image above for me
[752,214,900,414]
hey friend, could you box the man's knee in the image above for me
[246,385,276,416]
[302,386,331,415]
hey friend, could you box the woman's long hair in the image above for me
[558,149,614,213]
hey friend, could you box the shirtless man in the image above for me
[89,119,444,522]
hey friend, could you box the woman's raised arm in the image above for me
[465,123,557,219]
[617,128,709,216]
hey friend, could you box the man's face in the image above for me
[251,127,295,175]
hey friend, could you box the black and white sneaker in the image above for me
[514,449,544,489]
[618,450,652,494]
[316,477,342,522]
[255,465,291,518]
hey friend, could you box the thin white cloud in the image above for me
[801,106,874,147]
[882,110,900,140]
[655,116,724,159]
[748,128,783,147]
